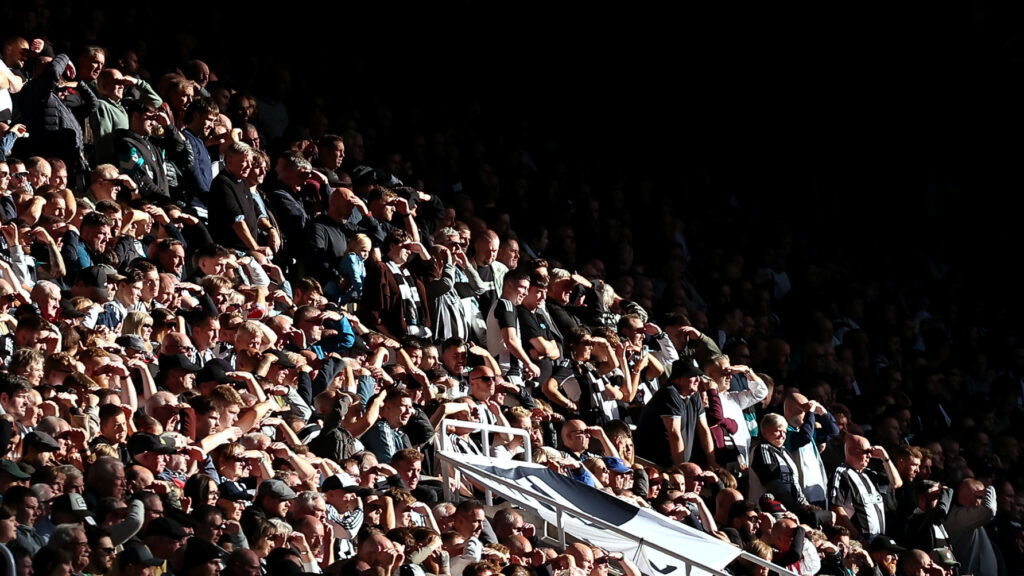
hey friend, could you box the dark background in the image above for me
[5,0,1023,293]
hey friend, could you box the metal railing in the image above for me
[437,418,532,506]
[434,422,797,576]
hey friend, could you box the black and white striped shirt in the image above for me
[829,464,888,538]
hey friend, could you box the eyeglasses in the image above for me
[472,376,497,383]
[73,540,89,547]
[142,323,153,328]
[99,547,116,555]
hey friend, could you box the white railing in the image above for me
[434,422,797,576]
[437,418,533,507]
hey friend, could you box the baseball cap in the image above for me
[602,457,633,474]
[931,548,959,567]
[263,348,296,369]
[127,432,178,456]
[0,459,29,480]
[868,535,907,554]
[119,543,164,567]
[758,493,787,516]
[181,537,227,571]
[670,360,704,379]
[195,358,239,384]
[158,354,201,373]
[146,517,187,540]
[50,493,92,518]
[218,480,254,502]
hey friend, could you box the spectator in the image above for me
[944,477,997,576]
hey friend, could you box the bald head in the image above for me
[783,391,809,421]
[957,478,986,507]
[845,434,872,470]
[160,331,194,355]
[901,548,934,574]
[227,549,260,572]
[566,542,594,573]
[770,518,799,551]
[329,187,358,220]
[506,534,532,557]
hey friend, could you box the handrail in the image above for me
[437,418,532,506]
[437,418,533,461]
[436,449,798,576]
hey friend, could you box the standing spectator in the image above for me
[18,53,94,182]
[91,67,162,163]
[944,477,997,576]
[209,142,260,254]
[634,360,716,468]
[361,230,432,339]
[829,434,902,541]
[114,102,178,202]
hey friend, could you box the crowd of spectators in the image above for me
[1,5,1023,576]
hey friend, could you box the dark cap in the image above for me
[321,473,362,493]
[0,459,30,480]
[59,299,87,319]
[50,493,92,517]
[352,165,402,187]
[868,536,907,554]
[196,358,239,384]
[158,353,201,373]
[146,516,187,540]
[670,360,704,380]
[218,480,253,502]
[76,265,125,287]
[127,432,178,456]
[115,334,148,353]
[257,478,297,500]
[23,431,61,452]
[263,348,296,369]
[182,536,227,570]
[931,548,959,567]
[348,336,372,356]
[119,543,165,566]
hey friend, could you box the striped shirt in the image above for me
[327,504,364,560]
[829,464,888,539]
[749,441,806,511]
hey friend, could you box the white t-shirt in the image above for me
[0,60,13,118]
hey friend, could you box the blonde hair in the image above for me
[348,233,372,254]
[121,311,154,353]
[199,274,233,293]
[209,385,243,410]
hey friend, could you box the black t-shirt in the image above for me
[518,306,556,383]
[634,384,705,467]
[518,306,555,346]
[477,265,497,312]
[487,298,520,371]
